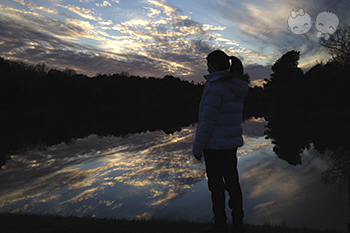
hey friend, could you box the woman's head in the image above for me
[206,50,243,74]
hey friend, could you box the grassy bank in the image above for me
[0,213,342,233]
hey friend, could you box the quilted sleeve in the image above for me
[192,87,222,155]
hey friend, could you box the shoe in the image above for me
[232,216,244,233]
[202,223,228,233]
[231,224,244,233]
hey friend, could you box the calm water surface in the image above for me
[0,118,347,231]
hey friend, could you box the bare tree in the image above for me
[64,67,76,77]
[323,147,350,189]
[320,24,350,66]
[35,63,47,76]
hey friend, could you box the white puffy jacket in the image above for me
[192,70,249,156]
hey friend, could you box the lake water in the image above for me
[0,118,348,231]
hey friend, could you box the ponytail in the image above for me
[229,56,244,74]
[227,56,250,83]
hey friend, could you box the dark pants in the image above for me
[204,149,243,223]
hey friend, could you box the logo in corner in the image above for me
[315,11,339,40]
[288,9,312,35]
[287,8,339,40]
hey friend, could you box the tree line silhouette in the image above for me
[0,57,204,113]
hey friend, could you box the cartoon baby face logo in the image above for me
[316,11,339,40]
[288,9,312,34]
[287,9,340,40]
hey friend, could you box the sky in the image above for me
[1,0,349,85]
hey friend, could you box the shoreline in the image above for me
[0,212,342,233]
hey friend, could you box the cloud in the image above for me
[203,0,350,69]
[58,4,102,21]
[12,0,59,15]
[95,1,112,7]
[245,64,272,87]
[1,1,223,80]
[147,0,179,16]
[0,1,267,81]
[144,6,162,18]
[1,0,349,82]
[98,2,220,78]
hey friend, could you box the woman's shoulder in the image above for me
[206,79,229,93]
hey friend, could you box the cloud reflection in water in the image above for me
[0,127,205,219]
[0,119,348,231]
[239,129,347,231]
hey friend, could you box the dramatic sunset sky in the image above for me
[1,0,349,85]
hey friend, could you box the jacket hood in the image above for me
[204,70,249,99]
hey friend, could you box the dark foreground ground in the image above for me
[0,213,343,233]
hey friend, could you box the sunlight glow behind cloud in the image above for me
[0,0,349,82]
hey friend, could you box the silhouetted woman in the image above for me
[193,50,249,233]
